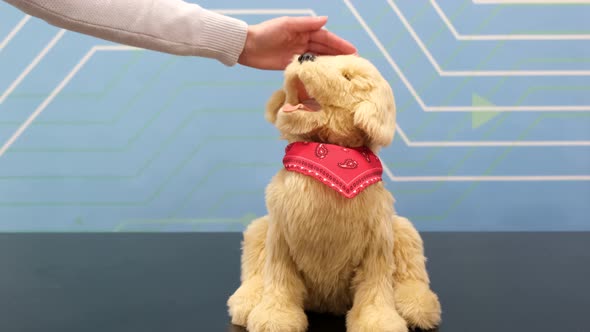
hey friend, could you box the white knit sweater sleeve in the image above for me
[4,0,249,66]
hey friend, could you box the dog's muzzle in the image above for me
[298,52,316,64]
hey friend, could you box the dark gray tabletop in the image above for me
[1,232,589,332]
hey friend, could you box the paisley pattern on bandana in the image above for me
[283,142,383,199]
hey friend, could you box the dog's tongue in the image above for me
[283,100,321,112]
[283,103,302,112]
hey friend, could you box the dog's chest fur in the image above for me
[266,169,395,314]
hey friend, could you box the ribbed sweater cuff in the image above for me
[198,9,248,66]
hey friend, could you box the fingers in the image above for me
[284,16,328,32]
[307,42,344,56]
[309,29,357,55]
[280,16,357,55]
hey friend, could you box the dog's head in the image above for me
[266,53,395,151]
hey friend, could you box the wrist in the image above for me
[238,26,257,67]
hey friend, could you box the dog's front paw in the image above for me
[247,298,308,332]
[227,278,263,327]
[394,280,441,330]
[347,305,408,332]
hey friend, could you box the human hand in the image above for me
[237,16,357,70]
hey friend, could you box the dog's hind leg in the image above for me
[228,216,268,327]
[391,216,442,330]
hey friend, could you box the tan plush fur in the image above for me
[228,55,441,332]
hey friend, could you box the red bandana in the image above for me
[283,142,383,199]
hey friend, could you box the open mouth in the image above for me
[282,76,322,113]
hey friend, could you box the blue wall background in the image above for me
[0,0,588,232]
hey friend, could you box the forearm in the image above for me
[3,0,248,66]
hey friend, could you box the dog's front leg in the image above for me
[347,240,408,332]
[391,216,441,330]
[247,220,308,332]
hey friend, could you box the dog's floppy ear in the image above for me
[353,92,396,147]
[265,89,286,124]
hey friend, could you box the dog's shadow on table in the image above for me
[227,312,346,332]
[227,312,439,332]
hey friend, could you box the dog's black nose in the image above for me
[298,52,316,64]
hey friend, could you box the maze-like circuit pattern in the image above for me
[0,0,588,231]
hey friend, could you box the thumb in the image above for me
[286,16,328,32]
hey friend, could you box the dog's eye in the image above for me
[343,73,352,81]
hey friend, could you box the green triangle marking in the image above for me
[75,217,84,225]
[472,94,499,129]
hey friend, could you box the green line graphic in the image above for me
[0,57,178,126]
[361,1,433,60]
[403,112,590,221]
[394,4,502,126]
[114,212,259,232]
[208,190,266,214]
[171,162,278,217]
[8,51,144,100]
[0,136,275,206]
[7,104,263,152]
[0,107,266,180]
[391,113,471,169]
